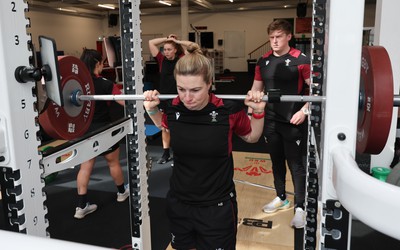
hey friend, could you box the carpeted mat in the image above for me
[233,151,293,189]
[233,151,296,249]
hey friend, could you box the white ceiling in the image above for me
[28,0,308,17]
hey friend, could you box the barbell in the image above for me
[74,93,325,103]
[37,46,396,155]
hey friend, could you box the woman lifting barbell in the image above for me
[143,43,266,249]
[73,48,129,219]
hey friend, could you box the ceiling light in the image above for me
[229,0,234,2]
[194,0,213,9]
[57,8,77,13]
[159,0,172,6]
[98,4,115,10]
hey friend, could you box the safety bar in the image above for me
[331,146,400,240]
[42,118,132,177]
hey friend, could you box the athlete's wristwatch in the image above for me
[301,107,310,115]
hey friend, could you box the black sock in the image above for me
[279,194,287,201]
[163,148,170,157]
[117,184,125,194]
[77,194,87,209]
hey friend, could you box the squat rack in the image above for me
[0,1,400,249]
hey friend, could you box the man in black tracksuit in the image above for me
[250,19,311,229]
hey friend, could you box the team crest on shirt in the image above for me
[209,111,218,122]
[285,59,291,66]
[265,60,270,66]
[296,139,301,146]
[175,112,180,120]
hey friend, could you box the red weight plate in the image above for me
[39,56,95,140]
[357,46,393,154]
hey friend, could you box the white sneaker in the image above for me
[117,184,129,202]
[74,203,97,219]
[262,196,291,213]
[290,207,306,228]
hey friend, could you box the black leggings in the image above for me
[265,121,306,208]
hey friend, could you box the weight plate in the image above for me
[39,56,95,140]
[357,46,393,154]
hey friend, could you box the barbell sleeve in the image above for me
[394,95,400,107]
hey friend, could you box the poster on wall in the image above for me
[224,31,245,58]
[295,17,312,33]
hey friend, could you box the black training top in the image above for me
[254,48,310,123]
[92,75,120,123]
[162,94,252,206]
[155,51,183,94]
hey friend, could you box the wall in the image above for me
[26,4,376,72]
[26,12,104,58]
[141,10,298,72]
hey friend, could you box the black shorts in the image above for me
[166,191,238,250]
